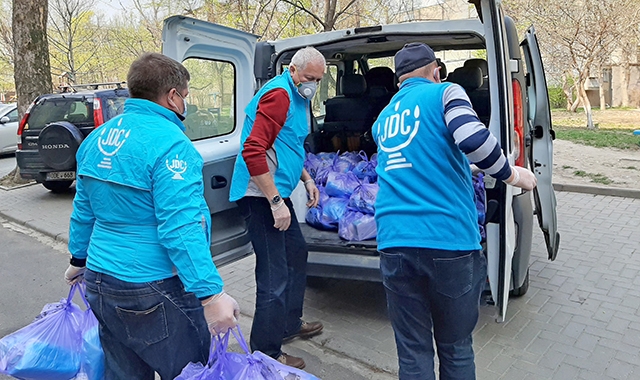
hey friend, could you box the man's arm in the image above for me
[242,88,295,230]
[152,139,223,298]
[442,84,536,190]
[442,84,512,181]
[65,174,95,284]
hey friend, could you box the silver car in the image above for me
[0,103,18,155]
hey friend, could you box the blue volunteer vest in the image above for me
[372,77,481,251]
[229,71,310,201]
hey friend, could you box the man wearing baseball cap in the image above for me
[372,43,537,379]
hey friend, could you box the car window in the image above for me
[312,65,338,116]
[28,98,94,129]
[5,108,18,122]
[102,96,128,122]
[181,58,236,141]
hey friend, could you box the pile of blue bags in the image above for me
[0,283,104,380]
[304,151,378,241]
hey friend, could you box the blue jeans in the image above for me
[237,197,308,358]
[380,248,487,380]
[84,270,210,380]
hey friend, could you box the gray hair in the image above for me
[290,47,326,70]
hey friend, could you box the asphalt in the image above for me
[1,177,640,379]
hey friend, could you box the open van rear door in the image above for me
[162,16,258,266]
[521,26,560,261]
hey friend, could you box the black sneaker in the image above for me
[283,321,324,343]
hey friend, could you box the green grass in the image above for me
[624,166,638,170]
[573,170,614,185]
[554,127,640,150]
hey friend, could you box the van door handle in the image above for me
[211,175,227,189]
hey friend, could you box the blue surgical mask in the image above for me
[297,81,317,100]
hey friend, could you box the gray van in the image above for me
[162,0,560,321]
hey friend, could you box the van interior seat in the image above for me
[323,74,372,133]
[436,58,448,81]
[364,67,398,125]
[447,66,490,125]
[464,58,489,90]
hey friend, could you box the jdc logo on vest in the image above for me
[97,118,131,169]
[375,101,420,172]
[166,155,188,180]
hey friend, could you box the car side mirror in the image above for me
[0,116,9,124]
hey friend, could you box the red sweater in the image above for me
[242,88,290,176]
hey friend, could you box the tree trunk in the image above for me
[562,73,573,110]
[599,69,606,111]
[577,78,595,129]
[8,0,53,184]
[621,61,630,108]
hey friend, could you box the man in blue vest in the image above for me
[63,52,239,379]
[372,43,537,379]
[229,47,326,369]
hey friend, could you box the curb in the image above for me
[553,183,640,199]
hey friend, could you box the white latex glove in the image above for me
[504,166,537,191]
[64,265,86,285]
[304,180,320,208]
[202,291,240,335]
[271,201,291,231]
[469,164,482,175]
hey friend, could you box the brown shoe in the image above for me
[277,352,306,369]
[283,320,324,343]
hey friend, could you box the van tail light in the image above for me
[17,102,34,150]
[93,98,105,128]
[512,79,525,167]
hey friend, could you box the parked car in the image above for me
[0,103,18,155]
[162,0,560,320]
[16,84,129,192]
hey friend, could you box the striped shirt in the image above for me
[443,84,512,181]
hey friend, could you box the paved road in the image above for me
[0,183,639,379]
[0,155,15,178]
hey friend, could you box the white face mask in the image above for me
[297,81,317,100]
[172,90,188,121]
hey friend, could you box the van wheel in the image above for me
[510,268,529,298]
[42,180,73,193]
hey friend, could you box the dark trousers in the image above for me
[237,197,308,358]
[84,270,210,380]
[380,248,487,380]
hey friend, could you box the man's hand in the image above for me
[201,291,240,335]
[64,265,86,285]
[271,201,291,231]
[304,179,320,208]
[504,166,537,191]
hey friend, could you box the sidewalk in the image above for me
[2,182,640,379]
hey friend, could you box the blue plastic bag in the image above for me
[351,152,378,182]
[322,197,349,228]
[75,285,105,380]
[472,173,486,240]
[325,171,361,199]
[338,211,377,241]
[175,330,248,380]
[347,183,378,215]
[0,285,86,380]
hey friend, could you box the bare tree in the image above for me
[505,0,640,129]
[48,0,102,84]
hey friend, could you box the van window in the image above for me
[182,58,236,141]
[367,57,394,70]
[313,65,338,116]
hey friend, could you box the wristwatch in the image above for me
[270,194,282,205]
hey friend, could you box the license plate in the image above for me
[46,171,76,180]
